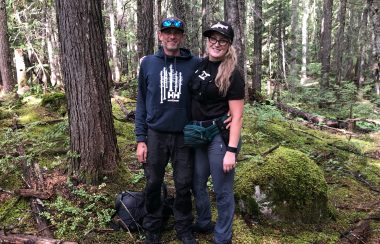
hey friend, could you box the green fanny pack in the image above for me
[183,115,229,147]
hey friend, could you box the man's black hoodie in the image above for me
[135,47,200,142]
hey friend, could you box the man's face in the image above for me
[158,28,185,52]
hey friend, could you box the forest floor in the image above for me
[0,93,379,244]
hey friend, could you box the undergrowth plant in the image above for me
[41,181,115,240]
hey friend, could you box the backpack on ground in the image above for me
[111,183,173,232]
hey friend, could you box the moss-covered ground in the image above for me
[0,93,379,243]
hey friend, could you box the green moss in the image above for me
[40,92,67,115]
[235,147,330,223]
[0,197,33,229]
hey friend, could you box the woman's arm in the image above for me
[223,99,244,173]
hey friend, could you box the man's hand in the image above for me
[136,142,147,163]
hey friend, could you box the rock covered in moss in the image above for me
[40,92,67,116]
[235,147,330,223]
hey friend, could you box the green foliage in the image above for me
[0,198,33,228]
[41,183,115,240]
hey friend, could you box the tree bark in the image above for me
[201,0,210,56]
[55,0,119,184]
[0,0,15,94]
[320,0,333,89]
[370,0,380,94]
[155,0,162,50]
[300,0,310,85]
[46,5,62,87]
[137,0,154,59]
[109,0,121,83]
[334,0,347,85]
[355,0,372,88]
[289,0,299,89]
[14,49,27,89]
[225,0,247,98]
[251,0,262,101]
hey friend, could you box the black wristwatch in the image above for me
[226,146,238,153]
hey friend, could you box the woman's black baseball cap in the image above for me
[203,21,234,42]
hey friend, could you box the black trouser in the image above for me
[143,129,194,237]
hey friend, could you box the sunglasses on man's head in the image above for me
[162,19,184,28]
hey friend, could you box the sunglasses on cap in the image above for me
[161,19,184,29]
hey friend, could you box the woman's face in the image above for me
[207,32,231,61]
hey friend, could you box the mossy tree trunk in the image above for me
[0,0,15,94]
[55,0,119,185]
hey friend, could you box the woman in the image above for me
[190,21,245,244]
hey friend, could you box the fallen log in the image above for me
[337,220,371,244]
[275,102,376,133]
[17,145,54,239]
[276,102,340,127]
[115,98,135,121]
[15,189,52,199]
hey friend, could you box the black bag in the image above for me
[113,191,146,232]
[111,183,173,232]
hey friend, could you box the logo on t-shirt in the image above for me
[198,71,211,81]
[160,64,183,103]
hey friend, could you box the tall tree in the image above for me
[55,0,119,184]
[300,0,310,84]
[137,0,154,59]
[108,0,121,83]
[46,4,62,87]
[355,0,372,88]
[289,0,299,89]
[252,0,263,101]
[225,0,247,97]
[370,0,380,94]
[334,0,347,85]
[320,0,333,89]
[201,0,211,56]
[0,0,15,94]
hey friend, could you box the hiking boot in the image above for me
[178,232,198,244]
[192,221,215,234]
[144,231,162,244]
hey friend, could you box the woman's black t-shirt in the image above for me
[190,59,245,121]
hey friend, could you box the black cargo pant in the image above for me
[143,128,194,237]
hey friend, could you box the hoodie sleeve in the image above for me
[135,59,148,142]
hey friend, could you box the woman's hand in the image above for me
[223,151,236,173]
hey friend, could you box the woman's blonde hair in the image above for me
[213,45,237,96]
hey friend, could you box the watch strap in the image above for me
[226,146,238,153]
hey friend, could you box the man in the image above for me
[135,17,199,244]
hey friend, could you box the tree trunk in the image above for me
[251,0,262,101]
[137,0,154,59]
[46,5,62,87]
[201,0,210,56]
[320,0,333,89]
[300,0,310,85]
[276,2,284,82]
[14,49,27,90]
[289,0,299,89]
[55,0,119,185]
[225,0,247,98]
[371,0,380,94]
[0,0,15,94]
[155,0,162,50]
[355,0,372,88]
[334,0,347,85]
[109,0,121,83]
